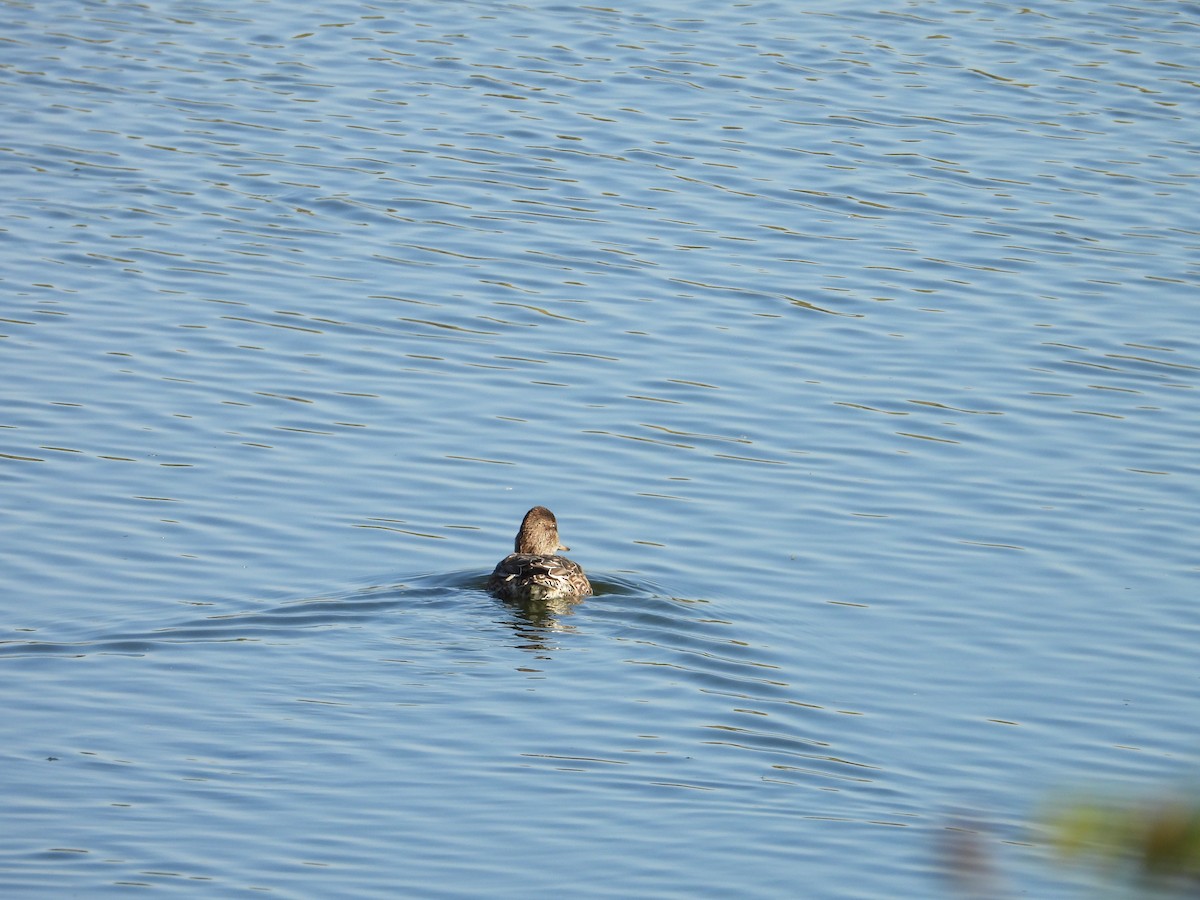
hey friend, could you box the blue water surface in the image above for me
[2,1,1198,897]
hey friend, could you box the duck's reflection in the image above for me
[499,593,583,651]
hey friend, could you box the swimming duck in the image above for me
[487,506,593,602]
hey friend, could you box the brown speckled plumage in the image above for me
[487,506,592,602]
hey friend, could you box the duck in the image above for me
[486,506,593,602]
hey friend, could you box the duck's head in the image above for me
[514,506,570,555]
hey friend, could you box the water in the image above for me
[2,1,1198,896]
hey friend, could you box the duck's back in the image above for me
[487,553,593,602]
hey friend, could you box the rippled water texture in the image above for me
[2,1,1198,897]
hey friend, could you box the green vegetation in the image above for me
[1048,791,1200,896]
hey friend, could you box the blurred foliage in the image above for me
[941,789,1200,899]
[1046,791,1200,896]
